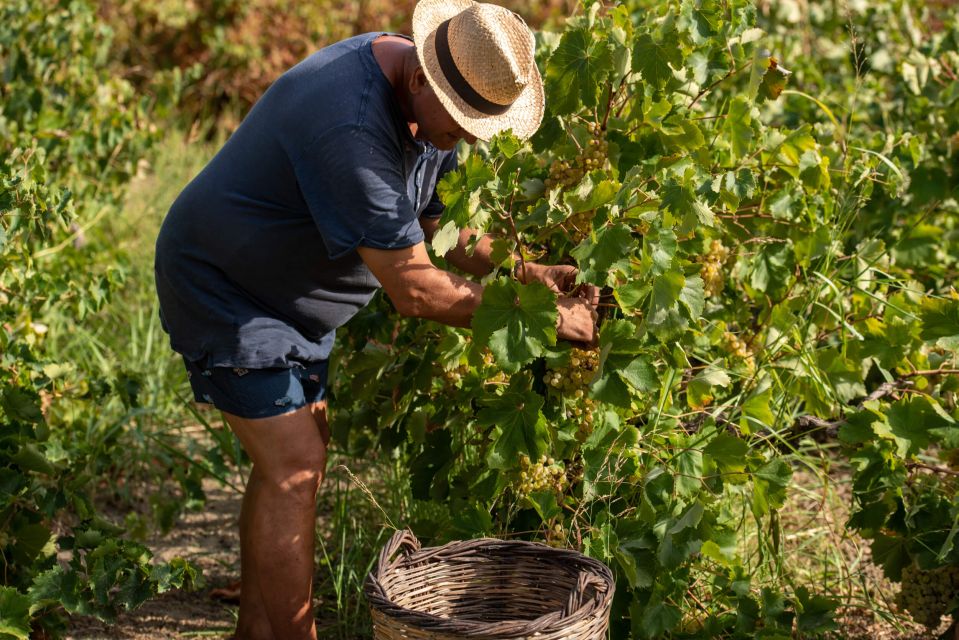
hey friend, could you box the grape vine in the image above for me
[328,0,959,637]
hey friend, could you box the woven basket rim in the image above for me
[365,530,615,637]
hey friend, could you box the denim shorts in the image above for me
[182,358,329,419]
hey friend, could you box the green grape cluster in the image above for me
[545,158,585,191]
[544,348,599,393]
[544,122,608,191]
[723,330,756,370]
[567,209,595,244]
[485,370,509,385]
[700,239,731,297]
[570,397,598,438]
[439,363,469,388]
[516,454,567,499]
[580,122,609,171]
[544,348,599,436]
[479,349,508,385]
[896,564,959,628]
[545,521,567,548]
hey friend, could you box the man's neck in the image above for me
[372,36,418,137]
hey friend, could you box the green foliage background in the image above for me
[330,0,959,637]
[0,2,202,637]
[1,0,957,637]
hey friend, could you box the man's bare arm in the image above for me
[357,242,598,344]
[418,215,495,278]
[418,216,600,305]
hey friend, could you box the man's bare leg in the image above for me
[224,406,328,640]
[236,464,274,639]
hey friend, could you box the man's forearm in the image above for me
[357,243,597,345]
[399,264,484,328]
[420,215,537,282]
[444,228,497,278]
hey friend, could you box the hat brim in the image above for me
[412,0,545,142]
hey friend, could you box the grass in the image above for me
[714,439,945,639]
[314,460,399,638]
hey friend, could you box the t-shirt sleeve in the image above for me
[420,149,459,219]
[291,125,424,259]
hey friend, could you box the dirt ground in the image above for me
[62,466,953,639]
[65,476,248,640]
[64,466,369,640]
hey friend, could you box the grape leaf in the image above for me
[527,490,561,521]
[472,279,557,372]
[758,57,792,103]
[11,522,52,566]
[429,219,460,258]
[410,429,452,500]
[704,433,749,472]
[633,30,683,87]
[592,353,658,406]
[679,275,705,320]
[724,96,758,160]
[660,178,714,229]
[436,155,494,228]
[751,457,792,518]
[1,388,44,424]
[643,227,678,276]
[615,542,656,589]
[647,269,687,339]
[877,396,953,457]
[571,223,633,286]
[688,365,731,410]
[591,320,657,406]
[563,172,620,213]
[919,297,959,349]
[489,131,522,158]
[545,28,613,115]
[717,169,757,210]
[0,586,31,640]
[478,375,548,468]
[11,443,56,476]
[798,149,831,191]
[749,242,794,299]
[680,0,721,44]
[662,117,706,151]
[635,595,683,639]
[741,389,776,433]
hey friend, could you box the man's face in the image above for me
[410,68,478,151]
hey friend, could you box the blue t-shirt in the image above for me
[155,32,457,368]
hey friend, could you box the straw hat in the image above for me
[412,0,545,141]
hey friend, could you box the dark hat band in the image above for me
[434,18,512,116]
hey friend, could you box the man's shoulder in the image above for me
[281,31,409,93]
[268,33,403,144]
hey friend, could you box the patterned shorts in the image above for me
[182,358,329,419]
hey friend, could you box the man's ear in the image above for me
[408,65,429,96]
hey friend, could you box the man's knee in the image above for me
[265,458,326,501]
[260,427,328,498]
[224,407,328,497]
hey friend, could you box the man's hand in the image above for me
[557,296,599,348]
[521,262,600,348]
[520,262,600,306]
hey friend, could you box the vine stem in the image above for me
[499,169,527,283]
[900,369,959,377]
[906,461,959,477]
[687,59,752,111]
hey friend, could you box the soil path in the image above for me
[66,476,247,639]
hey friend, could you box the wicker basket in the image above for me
[364,528,615,640]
